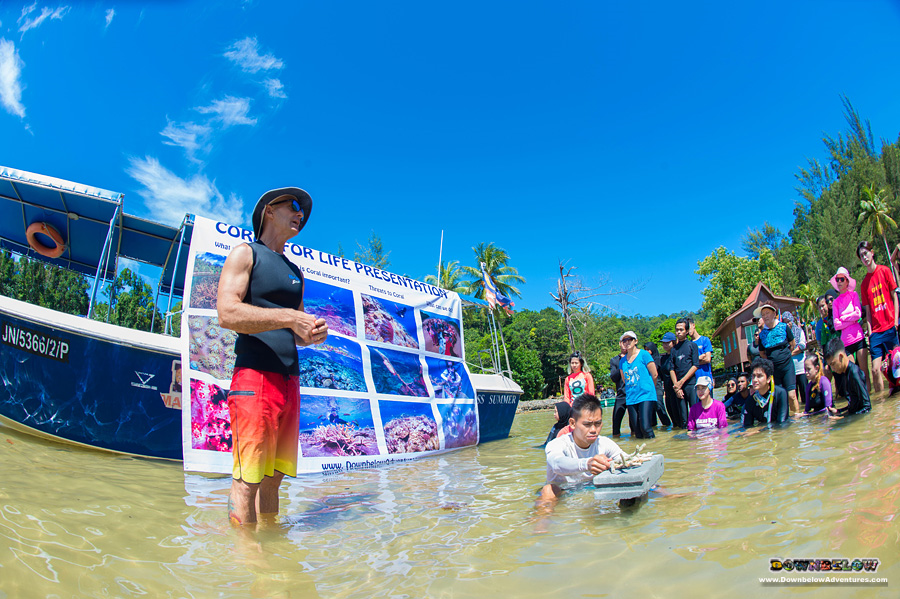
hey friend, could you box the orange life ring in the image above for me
[26,221,66,259]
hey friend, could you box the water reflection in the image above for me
[0,395,897,597]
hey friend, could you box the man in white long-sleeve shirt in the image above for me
[540,394,624,500]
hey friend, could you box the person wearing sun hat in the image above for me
[618,330,659,438]
[754,302,799,413]
[830,266,869,378]
[217,186,326,526]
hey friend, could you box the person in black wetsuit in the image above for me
[659,332,684,428]
[743,357,790,428]
[824,337,872,414]
[670,319,699,428]
[643,341,672,427]
[609,352,628,436]
[218,187,328,526]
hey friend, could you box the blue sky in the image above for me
[3,1,900,317]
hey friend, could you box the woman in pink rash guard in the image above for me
[830,267,869,377]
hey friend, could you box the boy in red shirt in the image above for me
[858,241,899,393]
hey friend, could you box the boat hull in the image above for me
[0,297,183,460]
[470,373,522,443]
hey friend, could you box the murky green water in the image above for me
[1,396,897,598]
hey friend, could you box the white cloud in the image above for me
[160,120,212,162]
[263,78,286,99]
[196,96,257,126]
[223,37,284,74]
[18,4,70,36]
[105,9,115,29]
[0,39,26,119]
[126,156,244,226]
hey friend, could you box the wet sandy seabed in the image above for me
[0,394,897,598]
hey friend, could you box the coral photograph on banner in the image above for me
[296,335,368,392]
[378,400,439,454]
[188,315,237,380]
[189,379,231,452]
[189,252,226,310]
[436,402,478,449]
[369,347,428,397]
[362,294,419,349]
[420,310,462,357]
[425,357,474,399]
[298,396,379,457]
[303,278,357,337]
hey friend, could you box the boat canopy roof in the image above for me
[0,166,193,296]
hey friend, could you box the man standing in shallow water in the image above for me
[217,187,328,525]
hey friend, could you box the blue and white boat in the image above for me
[0,167,520,459]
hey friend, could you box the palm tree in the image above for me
[423,260,469,294]
[858,183,898,281]
[794,282,819,323]
[461,242,526,301]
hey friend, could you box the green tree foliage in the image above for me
[461,242,525,301]
[354,231,391,270]
[91,268,162,332]
[423,260,469,293]
[790,96,900,287]
[0,251,89,316]
[649,317,678,345]
[741,222,785,260]
[508,346,544,400]
[858,183,898,279]
[793,283,820,323]
[695,247,784,326]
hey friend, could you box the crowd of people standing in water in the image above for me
[541,239,900,501]
[545,239,900,449]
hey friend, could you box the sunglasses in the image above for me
[835,277,847,282]
[269,197,305,219]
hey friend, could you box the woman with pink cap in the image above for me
[831,267,869,378]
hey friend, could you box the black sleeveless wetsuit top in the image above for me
[233,242,305,376]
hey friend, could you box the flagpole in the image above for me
[437,229,443,285]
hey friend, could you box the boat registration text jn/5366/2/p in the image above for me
[1,320,70,362]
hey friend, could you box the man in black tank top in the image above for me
[217,187,328,526]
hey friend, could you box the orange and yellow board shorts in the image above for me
[228,367,300,484]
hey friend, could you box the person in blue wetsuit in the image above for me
[618,330,659,438]
[742,357,789,428]
[756,303,799,414]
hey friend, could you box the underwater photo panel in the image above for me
[420,310,462,357]
[298,395,379,457]
[187,315,238,380]
[436,402,478,449]
[425,357,475,399]
[378,400,439,454]
[362,294,419,349]
[369,346,428,397]
[296,335,367,392]
[189,379,232,453]
[303,278,357,337]
[189,252,226,310]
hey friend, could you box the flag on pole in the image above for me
[481,262,514,315]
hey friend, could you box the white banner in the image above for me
[181,215,478,474]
